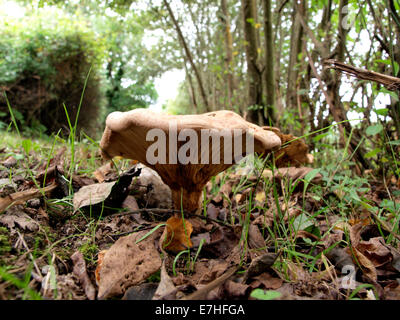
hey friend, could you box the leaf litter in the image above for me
[1,142,400,300]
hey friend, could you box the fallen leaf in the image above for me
[251,272,283,290]
[0,206,38,232]
[263,167,322,192]
[384,281,400,300]
[213,279,250,299]
[254,191,266,204]
[93,162,114,183]
[352,247,378,282]
[244,253,278,280]
[162,215,193,252]
[153,260,178,300]
[73,182,115,211]
[97,228,162,299]
[73,167,141,214]
[247,224,268,258]
[122,195,140,211]
[357,237,392,268]
[71,251,96,300]
[202,225,241,258]
[95,250,107,286]
[2,156,17,168]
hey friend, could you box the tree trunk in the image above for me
[241,0,263,125]
[286,0,305,114]
[220,0,235,110]
[163,0,210,111]
[262,0,276,124]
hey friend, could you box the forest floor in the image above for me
[1,131,400,300]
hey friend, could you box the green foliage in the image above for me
[0,8,105,135]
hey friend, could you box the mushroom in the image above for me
[99,109,281,213]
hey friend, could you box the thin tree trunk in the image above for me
[262,0,276,124]
[220,0,234,110]
[163,0,210,111]
[286,0,305,114]
[241,0,263,125]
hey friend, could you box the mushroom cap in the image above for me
[100,109,281,211]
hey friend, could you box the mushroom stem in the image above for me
[171,187,203,214]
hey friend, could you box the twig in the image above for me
[181,265,239,300]
[323,59,400,91]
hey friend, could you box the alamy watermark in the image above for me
[145,121,255,165]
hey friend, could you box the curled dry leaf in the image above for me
[247,224,268,258]
[95,250,107,286]
[162,215,193,252]
[97,228,162,299]
[352,247,378,283]
[244,252,278,280]
[71,251,96,300]
[152,260,179,300]
[357,237,392,268]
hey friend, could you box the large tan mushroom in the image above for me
[100,109,281,213]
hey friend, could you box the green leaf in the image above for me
[379,87,399,102]
[373,108,388,116]
[304,168,321,183]
[366,124,383,136]
[388,139,400,146]
[313,132,329,142]
[364,148,381,158]
[22,139,32,154]
[293,213,314,231]
[250,289,282,300]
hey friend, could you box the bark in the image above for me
[241,0,264,125]
[262,0,276,124]
[163,0,210,111]
[286,0,305,112]
[220,0,235,109]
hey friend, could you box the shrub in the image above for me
[0,9,105,136]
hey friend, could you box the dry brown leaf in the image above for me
[122,195,139,211]
[162,215,193,252]
[248,224,268,258]
[71,251,96,300]
[352,247,378,282]
[251,272,283,290]
[244,252,278,280]
[93,162,114,183]
[2,156,17,168]
[357,237,392,268]
[152,260,179,300]
[95,250,107,286]
[73,182,116,211]
[0,206,38,232]
[97,229,162,299]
